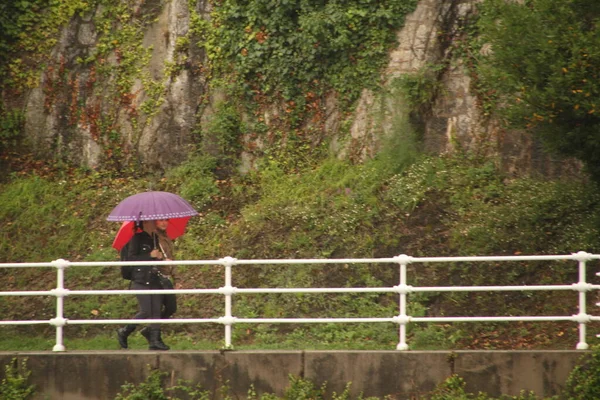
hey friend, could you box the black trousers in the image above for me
[131,281,163,329]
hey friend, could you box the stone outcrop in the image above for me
[341,0,580,177]
[22,0,210,171]
[16,0,580,177]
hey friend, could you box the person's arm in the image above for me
[157,239,175,277]
[149,233,164,260]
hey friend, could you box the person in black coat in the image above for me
[117,220,170,351]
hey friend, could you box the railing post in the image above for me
[573,251,592,350]
[50,259,70,352]
[220,256,237,349]
[394,254,412,350]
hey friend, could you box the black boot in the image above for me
[148,328,170,351]
[140,326,151,343]
[117,324,137,349]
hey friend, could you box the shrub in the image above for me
[562,346,600,400]
[0,358,35,400]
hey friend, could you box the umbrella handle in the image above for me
[153,232,168,259]
[156,240,175,280]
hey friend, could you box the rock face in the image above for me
[22,0,210,171]
[343,0,580,177]
[18,0,580,177]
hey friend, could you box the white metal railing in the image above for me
[1,252,600,352]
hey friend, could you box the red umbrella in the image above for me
[111,217,192,251]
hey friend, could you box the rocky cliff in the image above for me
[7,0,580,177]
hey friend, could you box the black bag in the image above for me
[158,272,177,318]
[120,242,134,280]
[153,232,177,318]
[158,273,173,289]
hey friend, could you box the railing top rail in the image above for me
[1,252,596,268]
[410,254,599,263]
[0,262,56,268]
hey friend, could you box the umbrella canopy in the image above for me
[107,191,198,222]
[111,217,191,251]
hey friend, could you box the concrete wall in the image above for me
[0,350,585,399]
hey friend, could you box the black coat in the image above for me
[126,231,161,286]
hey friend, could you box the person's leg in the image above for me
[147,293,169,350]
[118,283,150,349]
[134,290,153,319]
[117,324,136,349]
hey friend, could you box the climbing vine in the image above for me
[2,0,420,172]
[208,0,418,121]
[0,0,90,91]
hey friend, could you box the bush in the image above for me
[475,0,600,182]
[0,358,35,400]
[562,346,600,400]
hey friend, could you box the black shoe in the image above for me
[148,328,170,351]
[117,325,136,349]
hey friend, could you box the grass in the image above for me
[1,151,600,352]
[0,330,397,352]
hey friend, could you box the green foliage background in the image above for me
[1,0,600,357]
[475,0,600,182]
[210,0,418,110]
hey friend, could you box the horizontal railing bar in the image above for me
[411,316,575,322]
[67,289,224,295]
[235,287,396,294]
[0,315,596,326]
[50,259,399,267]
[412,255,600,263]
[64,260,226,267]
[0,284,592,297]
[66,318,221,325]
[234,318,397,323]
[412,285,580,292]
[233,258,398,265]
[2,254,595,270]
[0,291,55,296]
[0,263,54,268]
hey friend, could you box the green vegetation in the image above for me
[0,0,421,172]
[0,0,90,90]
[0,358,35,400]
[562,345,600,399]
[113,367,366,400]
[0,107,24,152]
[474,0,600,182]
[1,148,599,352]
[1,0,600,398]
[0,0,599,365]
[112,348,600,398]
[114,367,212,400]
[11,347,600,399]
[393,63,445,113]
[428,375,541,400]
[209,0,418,113]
